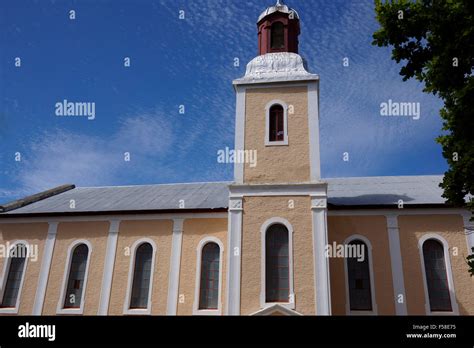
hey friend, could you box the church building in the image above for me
[0,1,473,316]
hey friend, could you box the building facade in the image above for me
[0,1,473,316]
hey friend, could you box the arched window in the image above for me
[270,21,284,50]
[265,224,289,302]
[63,243,89,308]
[0,243,27,308]
[346,240,372,311]
[130,243,153,309]
[269,104,284,142]
[422,239,452,311]
[198,242,220,310]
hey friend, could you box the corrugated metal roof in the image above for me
[1,182,231,215]
[326,175,445,206]
[0,175,447,215]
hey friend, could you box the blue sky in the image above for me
[0,0,447,204]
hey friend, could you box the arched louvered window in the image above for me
[269,104,284,142]
[347,240,372,311]
[198,242,220,309]
[0,243,27,308]
[130,243,153,309]
[270,21,284,50]
[265,224,289,302]
[63,243,89,308]
[422,239,452,311]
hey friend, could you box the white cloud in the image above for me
[296,0,445,177]
[0,0,448,201]
[113,110,174,156]
[15,130,113,192]
[9,110,177,195]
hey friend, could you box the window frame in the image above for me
[265,100,289,146]
[193,237,224,315]
[56,240,92,315]
[418,233,459,315]
[260,217,295,310]
[0,240,30,314]
[270,21,285,51]
[123,238,157,315]
[343,235,377,315]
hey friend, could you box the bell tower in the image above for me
[226,1,330,317]
[232,0,321,185]
[257,0,300,55]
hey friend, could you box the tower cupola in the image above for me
[257,0,300,55]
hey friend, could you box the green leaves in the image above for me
[467,248,474,277]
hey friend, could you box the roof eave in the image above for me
[0,207,229,218]
[327,203,454,210]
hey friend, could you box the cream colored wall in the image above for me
[398,214,474,315]
[108,219,173,315]
[177,218,227,315]
[3,212,471,317]
[244,86,310,184]
[42,221,109,315]
[240,196,315,315]
[1,217,228,316]
[327,216,395,315]
[0,223,48,315]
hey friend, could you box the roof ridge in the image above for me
[325,174,443,180]
[75,180,233,189]
[0,184,75,212]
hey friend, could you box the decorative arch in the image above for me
[123,238,157,315]
[343,234,377,315]
[265,99,289,146]
[270,21,285,50]
[193,236,224,315]
[418,233,459,315]
[0,240,30,314]
[57,239,92,314]
[260,217,294,309]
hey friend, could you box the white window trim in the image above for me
[123,238,157,315]
[260,217,295,310]
[265,99,289,146]
[193,237,224,315]
[418,233,459,315]
[0,240,30,314]
[56,240,92,315]
[343,234,378,315]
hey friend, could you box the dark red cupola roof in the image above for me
[257,0,300,55]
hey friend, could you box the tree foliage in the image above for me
[372,0,474,273]
[467,248,474,276]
